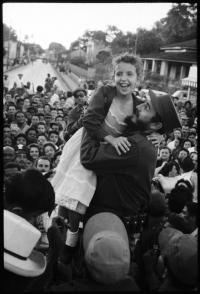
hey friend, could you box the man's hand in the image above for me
[147,133,164,148]
[104,135,131,156]
[47,216,67,255]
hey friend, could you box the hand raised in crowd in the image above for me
[105,135,131,156]
[47,216,67,255]
[147,133,164,148]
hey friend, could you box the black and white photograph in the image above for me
[3,2,197,292]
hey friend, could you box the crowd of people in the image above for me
[3,53,198,292]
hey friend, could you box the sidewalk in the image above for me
[3,63,29,74]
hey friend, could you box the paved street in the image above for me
[5,59,71,92]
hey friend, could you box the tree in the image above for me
[3,23,17,42]
[48,42,66,53]
[160,3,197,43]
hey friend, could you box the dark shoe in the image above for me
[60,244,76,265]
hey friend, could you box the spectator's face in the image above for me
[49,133,59,144]
[44,105,51,113]
[38,107,44,114]
[36,158,51,173]
[188,134,196,145]
[37,136,47,147]
[181,118,189,126]
[8,106,16,115]
[74,91,85,105]
[51,125,59,132]
[168,165,179,177]
[16,100,24,110]
[60,99,65,107]
[55,117,63,125]
[190,153,197,169]
[27,130,37,143]
[114,62,138,95]
[29,147,40,160]
[174,138,181,148]
[173,130,182,139]
[57,110,64,117]
[4,148,15,164]
[182,126,189,136]
[24,99,30,108]
[44,96,50,103]
[44,146,55,159]
[15,153,28,169]
[16,137,27,146]
[183,141,192,150]
[51,110,57,119]
[31,116,40,125]
[4,127,11,137]
[37,125,46,134]
[160,148,170,161]
[178,150,188,160]
[16,112,26,124]
[4,136,12,147]
[33,97,40,105]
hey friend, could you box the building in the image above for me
[4,40,25,67]
[141,39,197,81]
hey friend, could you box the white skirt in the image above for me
[50,127,97,213]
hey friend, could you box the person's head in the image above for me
[28,143,40,161]
[18,73,23,80]
[31,115,40,126]
[48,130,59,145]
[38,113,45,122]
[4,169,55,222]
[182,125,190,137]
[59,97,66,108]
[4,146,16,165]
[188,132,196,145]
[4,162,22,183]
[50,108,57,120]
[190,152,197,170]
[7,104,16,116]
[57,108,64,117]
[27,106,37,116]
[4,136,13,147]
[168,184,193,214]
[159,147,171,162]
[125,90,181,135]
[159,160,180,177]
[23,97,31,109]
[25,128,37,144]
[52,150,62,168]
[174,137,182,149]
[43,142,57,159]
[14,147,28,168]
[4,124,11,137]
[16,98,24,111]
[178,148,189,162]
[113,53,143,95]
[173,128,182,139]
[184,100,192,110]
[83,212,130,285]
[15,133,27,147]
[149,190,166,217]
[15,111,26,125]
[179,156,194,173]
[72,88,87,106]
[55,115,64,125]
[183,139,193,150]
[50,122,60,133]
[37,134,48,148]
[158,228,197,288]
[37,122,46,134]
[36,156,51,174]
[36,85,43,93]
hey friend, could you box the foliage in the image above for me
[96,50,112,63]
[70,55,88,70]
[3,23,18,41]
[48,42,66,53]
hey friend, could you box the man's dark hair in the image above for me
[179,157,194,173]
[168,185,193,214]
[5,169,55,214]
[4,162,21,171]
[159,160,180,177]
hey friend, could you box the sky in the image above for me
[3,3,173,50]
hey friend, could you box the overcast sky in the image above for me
[3,3,173,50]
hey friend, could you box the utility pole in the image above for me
[135,32,138,55]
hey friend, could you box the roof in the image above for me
[161,39,196,50]
[141,51,197,64]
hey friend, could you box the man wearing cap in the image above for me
[65,88,88,138]
[81,90,181,220]
[79,90,181,285]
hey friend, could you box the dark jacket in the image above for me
[80,128,157,219]
[66,104,85,137]
[82,85,142,141]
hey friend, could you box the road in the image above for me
[5,59,71,92]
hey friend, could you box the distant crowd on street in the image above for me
[3,52,198,292]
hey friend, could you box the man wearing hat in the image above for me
[80,90,181,284]
[3,74,10,94]
[65,87,88,138]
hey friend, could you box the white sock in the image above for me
[65,229,79,247]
